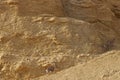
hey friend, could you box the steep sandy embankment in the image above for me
[0,0,120,80]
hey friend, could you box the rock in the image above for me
[17,0,65,16]
[62,0,115,22]
[0,0,120,80]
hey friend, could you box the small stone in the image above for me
[33,17,44,23]
[47,17,56,22]
[46,66,55,73]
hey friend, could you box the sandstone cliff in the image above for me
[0,0,120,80]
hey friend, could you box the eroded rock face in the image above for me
[17,0,65,16]
[1,0,120,21]
[62,0,120,22]
[0,16,120,79]
[0,0,120,80]
[0,0,65,16]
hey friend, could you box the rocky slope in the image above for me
[0,0,120,80]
